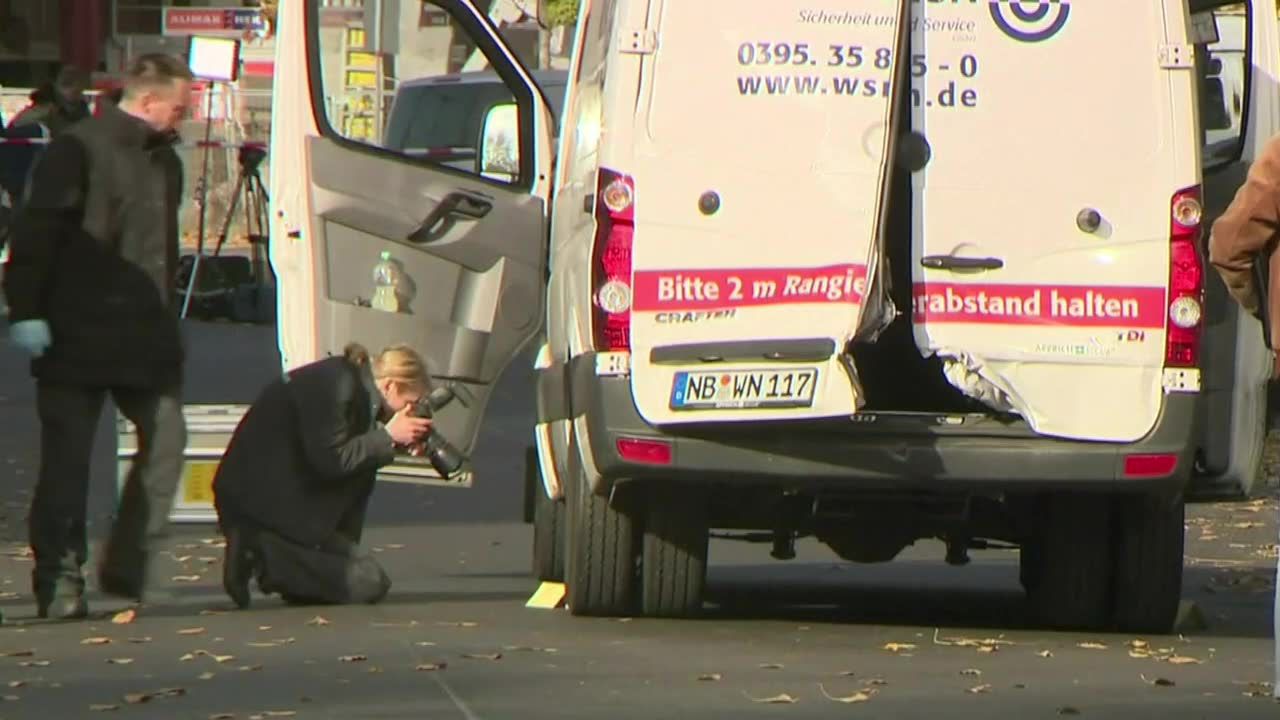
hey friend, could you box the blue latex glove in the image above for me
[10,319,51,358]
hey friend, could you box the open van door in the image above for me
[910,1,1198,442]
[269,1,554,485]
[1196,0,1280,500]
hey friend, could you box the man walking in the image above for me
[2,54,193,620]
[1207,133,1280,699]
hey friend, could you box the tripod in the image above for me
[213,145,270,276]
[179,145,273,322]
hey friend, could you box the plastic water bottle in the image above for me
[371,250,400,313]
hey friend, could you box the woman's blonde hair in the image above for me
[344,342,429,392]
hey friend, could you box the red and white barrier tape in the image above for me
[0,137,267,150]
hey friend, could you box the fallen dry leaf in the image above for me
[747,693,798,704]
[968,684,993,694]
[462,653,502,661]
[19,660,50,668]
[338,655,367,663]
[1,650,34,657]
[7,681,24,689]
[209,715,234,720]
[239,664,264,672]
[171,575,202,583]
[1058,707,1081,715]
[415,663,447,672]
[199,609,227,617]
[1141,674,1175,687]
[177,627,207,636]
[106,658,134,665]
[1077,642,1108,650]
[882,642,916,653]
[3,694,19,701]
[81,637,112,646]
[257,626,272,631]
[759,662,784,670]
[437,621,480,628]
[305,616,330,627]
[247,642,279,648]
[1166,656,1203,665]
[212,655,235,664]
[180,653,198,662]
[111,609,137,625]
[698,673,723,682]
[1129,650,1151,659]
[977,646,998,654]
[961,669,983,676]
[123,693,152,705]
[818,685,874,704]
[263,712,297,718]
[127,637,152,644]
[198,672,215,681]
[89,704,120,712]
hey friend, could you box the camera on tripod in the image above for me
[238,144,267,174]
[407,384,469,479]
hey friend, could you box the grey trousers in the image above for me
[253,529,391,606]
[29,382,186,600]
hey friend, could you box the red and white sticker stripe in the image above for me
[633,265,1168,329]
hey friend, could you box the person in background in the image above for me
[2,54,193,620]
[1206,133,1280,699]
[214,343,434,609]
[8,66,91,137]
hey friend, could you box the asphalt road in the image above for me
[0,320,1277,720]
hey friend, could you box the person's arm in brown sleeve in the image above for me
[1209,136,1280,315]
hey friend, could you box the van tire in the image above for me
[532,477,566,583]
[1024,494,1113,631]
[641,486,709,618]
[1111,492,1185,634]
[565,451,636,617]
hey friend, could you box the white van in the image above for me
[269,0,1279,632]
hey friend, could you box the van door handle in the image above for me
[408,191,494,243]
[920,256,1005,271]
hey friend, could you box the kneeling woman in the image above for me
[213,343,434,608]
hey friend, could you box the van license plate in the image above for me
[670,369,818,410]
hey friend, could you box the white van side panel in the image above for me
[911,1,1196,442]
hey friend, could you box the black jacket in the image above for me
[212,356,399,547]
[2,103,184,388]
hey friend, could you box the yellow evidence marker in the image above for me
[525,582,567,610]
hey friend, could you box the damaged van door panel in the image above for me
[626,0,909,426]
[905,0,1192,442]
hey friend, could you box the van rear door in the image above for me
[910,0,1194,442]
[627,0,908,425]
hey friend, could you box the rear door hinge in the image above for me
[620,28,656,55]
[1158,43,1194,69]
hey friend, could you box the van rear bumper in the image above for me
[564,355,1196,494]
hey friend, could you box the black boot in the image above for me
[37,595,89,620]
[223,526,257,610]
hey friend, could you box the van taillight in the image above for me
[1165,187,1204,368]
[591,168,635,352]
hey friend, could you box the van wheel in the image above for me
[641,485,709,618]
[1024,494,1112,631]
[532,474,565,583]
[1111,492,1185,634]
[565,451,636,616]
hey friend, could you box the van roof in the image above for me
[397,68,568,91]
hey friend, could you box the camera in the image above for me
[408,385,469,479]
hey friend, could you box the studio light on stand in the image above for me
[180,35,241,320]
